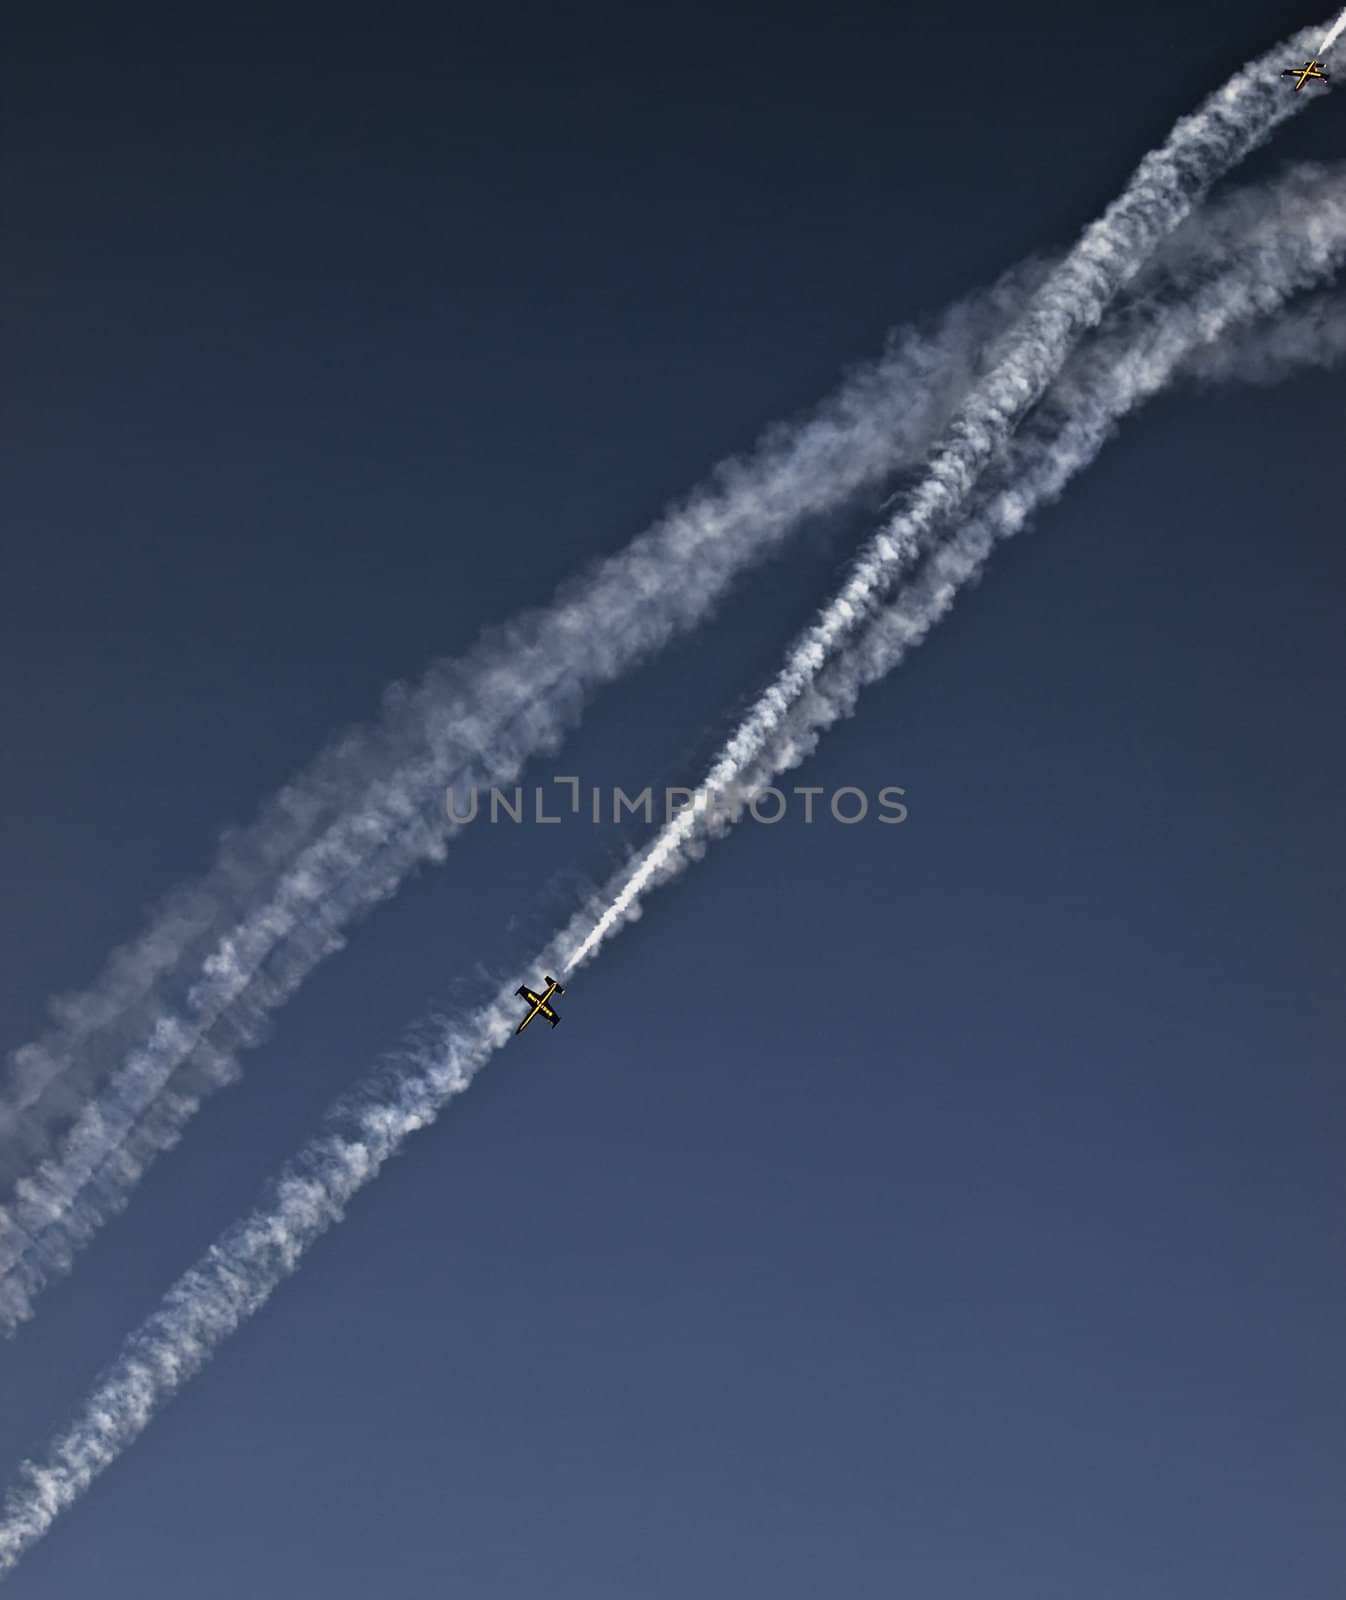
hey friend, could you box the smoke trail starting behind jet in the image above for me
[1320,6,1346,54]
[567,22,1326,969]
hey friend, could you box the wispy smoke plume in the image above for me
[1183,285,1346,383]
[0,30,1339,1576]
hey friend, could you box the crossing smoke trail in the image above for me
[0,18,1334,1328]
[1,50,1343,1580]
[567,22,1326,969]
[689,175,1346,823]
[0,270,1043,1330]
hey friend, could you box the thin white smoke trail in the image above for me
[1,82,1343,1588]
[567,23,1327,969]
[1319,6,1346,55]
[0,273,1042,1330]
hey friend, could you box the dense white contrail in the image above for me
[0,42,1341,1577]
[567,23,1325,968]
[0,270,1041,1330]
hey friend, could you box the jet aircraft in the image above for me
[1281,58,1330,90]
[516,976,564,1033]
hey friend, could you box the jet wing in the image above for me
[516,985,541,1006]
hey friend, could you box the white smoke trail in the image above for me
[566,22,1325,969]
[0,53,1342,1579]
[0,272,1040,1330]
[1319,6,1346,55]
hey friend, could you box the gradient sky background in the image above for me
[2,1,1343,1595]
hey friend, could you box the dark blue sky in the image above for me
[2,1,1343,1595]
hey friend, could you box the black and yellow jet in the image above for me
[515,975,564,1034]
[1281,58,1330,91]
